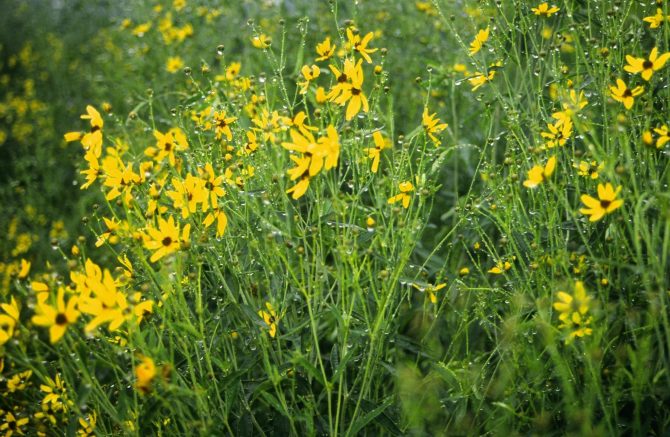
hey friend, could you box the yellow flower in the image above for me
[346,28,378,63]
[541,118,572,148]
[552,89,588,123]
[166,56,184,73]
[553,281,593,343]
[413,282,446,304]
[523,156,556,188]
[365,131,391,173]
[135,355,156,394]
[31,287,80,344]
[316,37,336,62]
[643,8,670,29]
[213,111,237,141]
[298,64,320,94]
[251,34,271,49]
[331,58,369,120]
[18,258,30,279]
[0,412,29,435]
[0,296,19,346]
[574,160,603,179]
[259,302,279,338]
[579,183,624,222]
[624,47,670,81]
[609,79,643,110]
[422,109,448,146]
[468,70,496,91]
[144,216,190,262]
[653,125,670,148]
[388,181,414,209]
[65,105,104,157]
[469,27,490,55]
[531,3,560,17]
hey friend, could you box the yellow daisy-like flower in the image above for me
[316,36,336,61]
[531,3,560,17]
[624,47,670,81]
[259,302,279,338]
[365,131,391,173]
[553,281,593,343]
[135,355,156,394]
[643,8,670,29]
[609,79,643,110]
[166,56,184,73]
[653,125,670,148]
[412,282,446,304]
[422,109,448,146]
[31,287,80,344]
[251,34,271,49]
[388,181,415,209]
[523,156,556,188]
[579,183,623,222]
[469,27,490,55]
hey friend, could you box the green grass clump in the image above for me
[1,0,670,435]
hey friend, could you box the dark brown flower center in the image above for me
[164,142,172,152]
[55,313,68,325]
[351,87,361,96]
[643,60,653,70]
[338,73,348,83]
[162,236,173,246]
[622,89,632,97]
[600,200,611,209]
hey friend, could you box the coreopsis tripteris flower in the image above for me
[331,58,369,120]
[298,64,320,94]
[18,259,30,279]
[610,79,644,110]
[575,160,603,179]
[40,374,72,412]
[95,217,122,247]
[422,109,448,145]
[251,109,290,143]
[365,131,391,173]
[0,412,29,435]
[553,281,593,343]
[199,163,226,210]
[654,125,670,148]
[523,156,556,188]
[0,296,19,346]
[258,302,279,338]
[251,33,271,49]
[166,56,184,73]
[285,155,312,199]
[531,3,560,17]
[552,89,588,124]
[203,208,228,238]
[346,28,378,63]
[541,118,573,148]
[147,127,189,166]
[213,111,237,141]
[225,62,241,80]
[144,216,191,262]
[80,150,100,190]
[166,174,206,219]
[643,8,670,29]
[388,181,414,208]
[468,62,500,91]
[31,287,80,344]
[579,183,624,222]
[101,154,140,203]
[469,27,490,55]
[135,355,156,394]
[316,36,336,61]
[289,111,318,138]
[412,282,446,304]
[64,105,104,157]
[78,411,97,437]
[624,47,670,81]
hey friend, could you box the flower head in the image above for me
[579,183,624,222]
[624,47,670,81]
[553,281,593,343]
[469,27,490,55]
[523,156,556,188]
[610,79,643,110]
